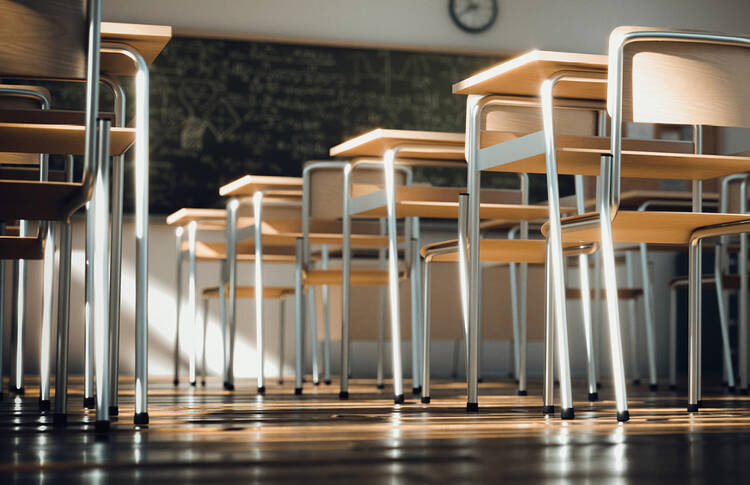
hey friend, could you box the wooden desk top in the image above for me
[166,208,226,226]
[219,175,303,197]
[559,190,720,211]
[452,50,607,100]
[101,22,172,76]
[330,129,465,159]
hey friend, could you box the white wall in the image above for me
[103,0,750,54]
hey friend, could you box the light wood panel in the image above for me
[559,189,719,212]
[186,241,297,262]
[0,180,80,220]
[219,175,303,197]
[484,104,597,137]
[549,211,750,244]
[422,238,547,263]
[611,26,750,128]
[452,50,607,99]
[330,129,464,158]
[0,123,134,155]
[305,269,397,286]
[202,285,292,299]
[566,287,643,299]
[100,22,172,76]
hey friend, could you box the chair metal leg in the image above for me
[409,236,421,393]
[340,166,353,400]
[477,262,484,383]
[173,227,184,386]
[593,249,603,387]
[10,221,28,396]
[83,207,94,405]
[688,239,702,412]
[93,119,112,429]
[219,261,228,386]
[509,260,520,381]
[252,191,266,393]
[54,211,73,423]
[308,285,319,385]
[421,257,432,404]
[279,298,285,385]
[187,221,198,386]
[201,297,208,386]
[625,251,641,385]
[224,199,238,390]
[669,285,677,389]
[543,242,555,414]
[638,244,658,390]
[376,220,386,389]
[294,238,305,395]
[714,244,735,390]
[579,252,597,400]
[321,245,331,385]
[39,222,56,411]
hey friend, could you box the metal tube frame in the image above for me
[173,226,184,385]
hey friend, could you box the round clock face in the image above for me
[449,0,498,34]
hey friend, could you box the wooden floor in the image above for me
[2,375,750,483]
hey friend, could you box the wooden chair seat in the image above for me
[0,180,81,220]
[546,211,750,245]
[566,287,643,299]
[0,235,43,259]
[0,122,135,156]
[421,238,548,263]
[202,285,292,299]
[304,269,404,286]
[186,241,297,262]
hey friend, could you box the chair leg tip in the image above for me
[466,402,479,412]
[632,379,641,386]
[201,380,206,387]
[617,411,630,422]
[12,386,25,395]
[53,413,67,426]
[669,385,677,391]
[728,386,736,394]
[561,408,575,420]
[223,382,235,391]
[477,378,484,383]
[257,386,265,394]
[313,381,320,386]
[108,406,119,416]
[324,380,332,385]
[189,381,196,387]
[376,384,385,389]
[412,386,421,395]
[517,390,528,396]
[339,391,349,400]
[649,384,659,392]
[172,379,179,386]
[94,420,110,433]
[294,388,303,395]
[421,396,430,404]
[588,392,598,401]
[687,404,699,413]
[596,382,602,390]
[134,412,149,425]
[39,399,51,412]
[83,397,96,409]
[542,405,555,414]
[394,394,405,404]
[278,380,284,385]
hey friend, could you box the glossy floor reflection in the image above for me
[2,375,750,483]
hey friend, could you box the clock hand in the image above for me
[457,1,479,17]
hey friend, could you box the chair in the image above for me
[0,0,136,429]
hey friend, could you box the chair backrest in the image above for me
[609,26,750,128]
[0,0,88,80]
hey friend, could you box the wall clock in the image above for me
[449,0,498,34]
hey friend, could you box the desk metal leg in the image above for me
[253,192,266,394]
[279,298,285,384]
[201,297,208,386]
[187,221,198,387]
[321,245,332,385]
[688,240,702,412]
[376,220,386,389]
[543,242,555,414]
[225,199,238,390]
[421,257,431,404]
[410,236,421,394]
[669,284,677,390]
[38,221,55,411]
[294,238,304,394]
[625,251,641,385]
[308,285,320,385]
[173,227,184,386]
[83,209,94,406]
[10,224,27,396]
[639,244,658,390]
[714,245,735,391]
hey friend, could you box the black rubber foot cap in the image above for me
[190,381,196,387]
[740,388,749,396]
[421,396,430,404]
[617,411,630,422]
[376,384,385,389]
[729,386,736,394]
[278,380,284,385]
[478,378,484,383]
[394,394,405,404]
[294,388,302,395]
[517,390,528,396]
[649,384,658,392]
[223,382,235,391]
[561,408,575,420]
[173,378,179,386]
[632,379,641,386]
[412,387,421,395]
[134,412,149,425]
[313,381,320,386]
[588,392,599,401]
[596,382,602,390]
[687,404,699,412]
[466,402,479,412]
[542,405,555,414]
[201,380,206,387]
[0,392,4,401]
[83,397,96,409]
[12,386,25,395]
[94,420,110,432]
[108,406,119,416]
[339,391,349,400]
[53,414,67,426]
[669,385,677,391]
[324,380,331,385]
[39,399,51,412]
[697,400,703,407]
[257,386,265,394]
